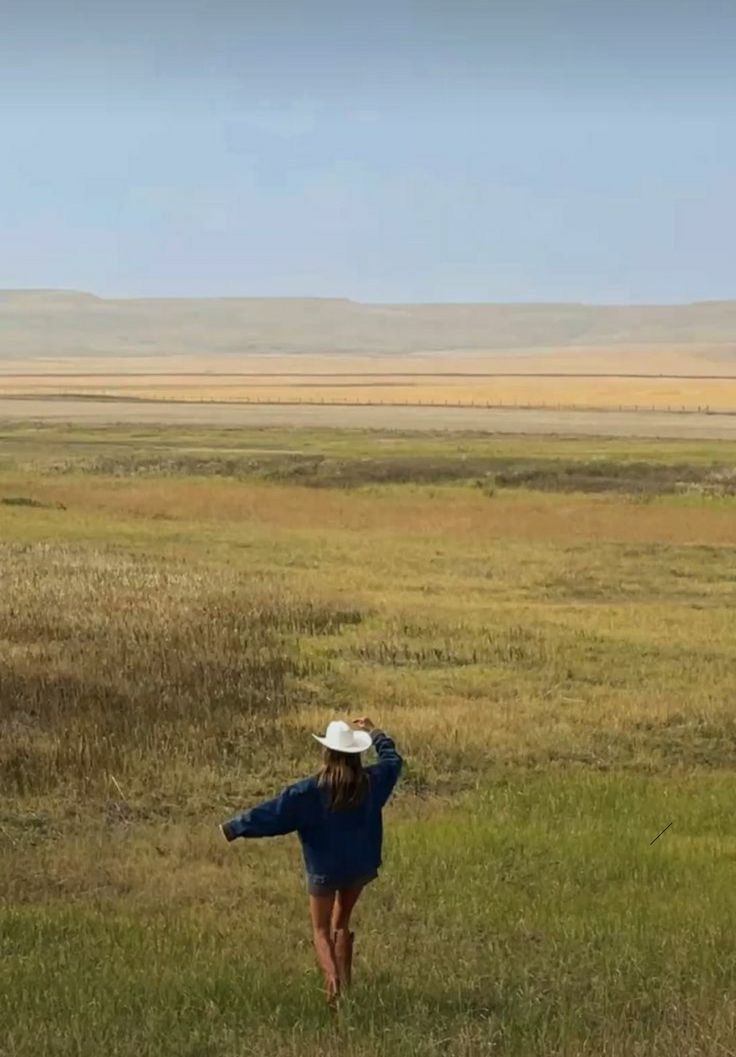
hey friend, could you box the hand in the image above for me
[352,716,375,732]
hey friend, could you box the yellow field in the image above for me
[2,349,736,411]
[2,376,734,410]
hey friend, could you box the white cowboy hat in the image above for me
[313,720,372,754]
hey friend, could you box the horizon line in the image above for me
[2,288,736,309]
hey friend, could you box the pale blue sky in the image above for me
[1,0,734,301]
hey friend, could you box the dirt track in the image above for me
[2,397,736,439]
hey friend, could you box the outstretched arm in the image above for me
[220,783,307,841]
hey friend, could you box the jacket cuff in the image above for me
[220,820,239,842]
[370,729,385,742]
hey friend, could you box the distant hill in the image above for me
[1,290,735,359]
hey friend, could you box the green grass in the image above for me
[2,424,736,1056]
[4,419,736,462]
[2,421,735,496]
[3,774,734,1057]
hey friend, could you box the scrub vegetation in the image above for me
[2,423,735,1057]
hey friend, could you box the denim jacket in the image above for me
[221,729,403,887]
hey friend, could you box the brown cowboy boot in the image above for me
[333,929,354,990]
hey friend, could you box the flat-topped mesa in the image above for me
[0,289,102,307]
[1,291,735,358]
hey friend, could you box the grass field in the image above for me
[2,424,736,1056]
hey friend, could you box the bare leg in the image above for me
[332,884,364,990]
[332,884,364,933]
[309,893,340,1006]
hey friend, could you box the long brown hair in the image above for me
[318,748,369,811]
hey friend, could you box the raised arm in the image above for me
[220,781,309,842]
[354,717,403,807]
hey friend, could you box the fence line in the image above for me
[4,392,736,416]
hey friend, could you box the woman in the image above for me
[220,716,403,1005]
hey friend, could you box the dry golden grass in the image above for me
[2,458,736,798]
[2,346,736,411]
[7,472,736,546]
[5,375,736,410]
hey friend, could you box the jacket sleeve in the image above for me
[220,782,309,841]
[369,729,403,807]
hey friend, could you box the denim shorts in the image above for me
[307,870,379,897]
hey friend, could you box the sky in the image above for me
[1,0,735,302]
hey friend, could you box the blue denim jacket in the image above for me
[221,730,402,887]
